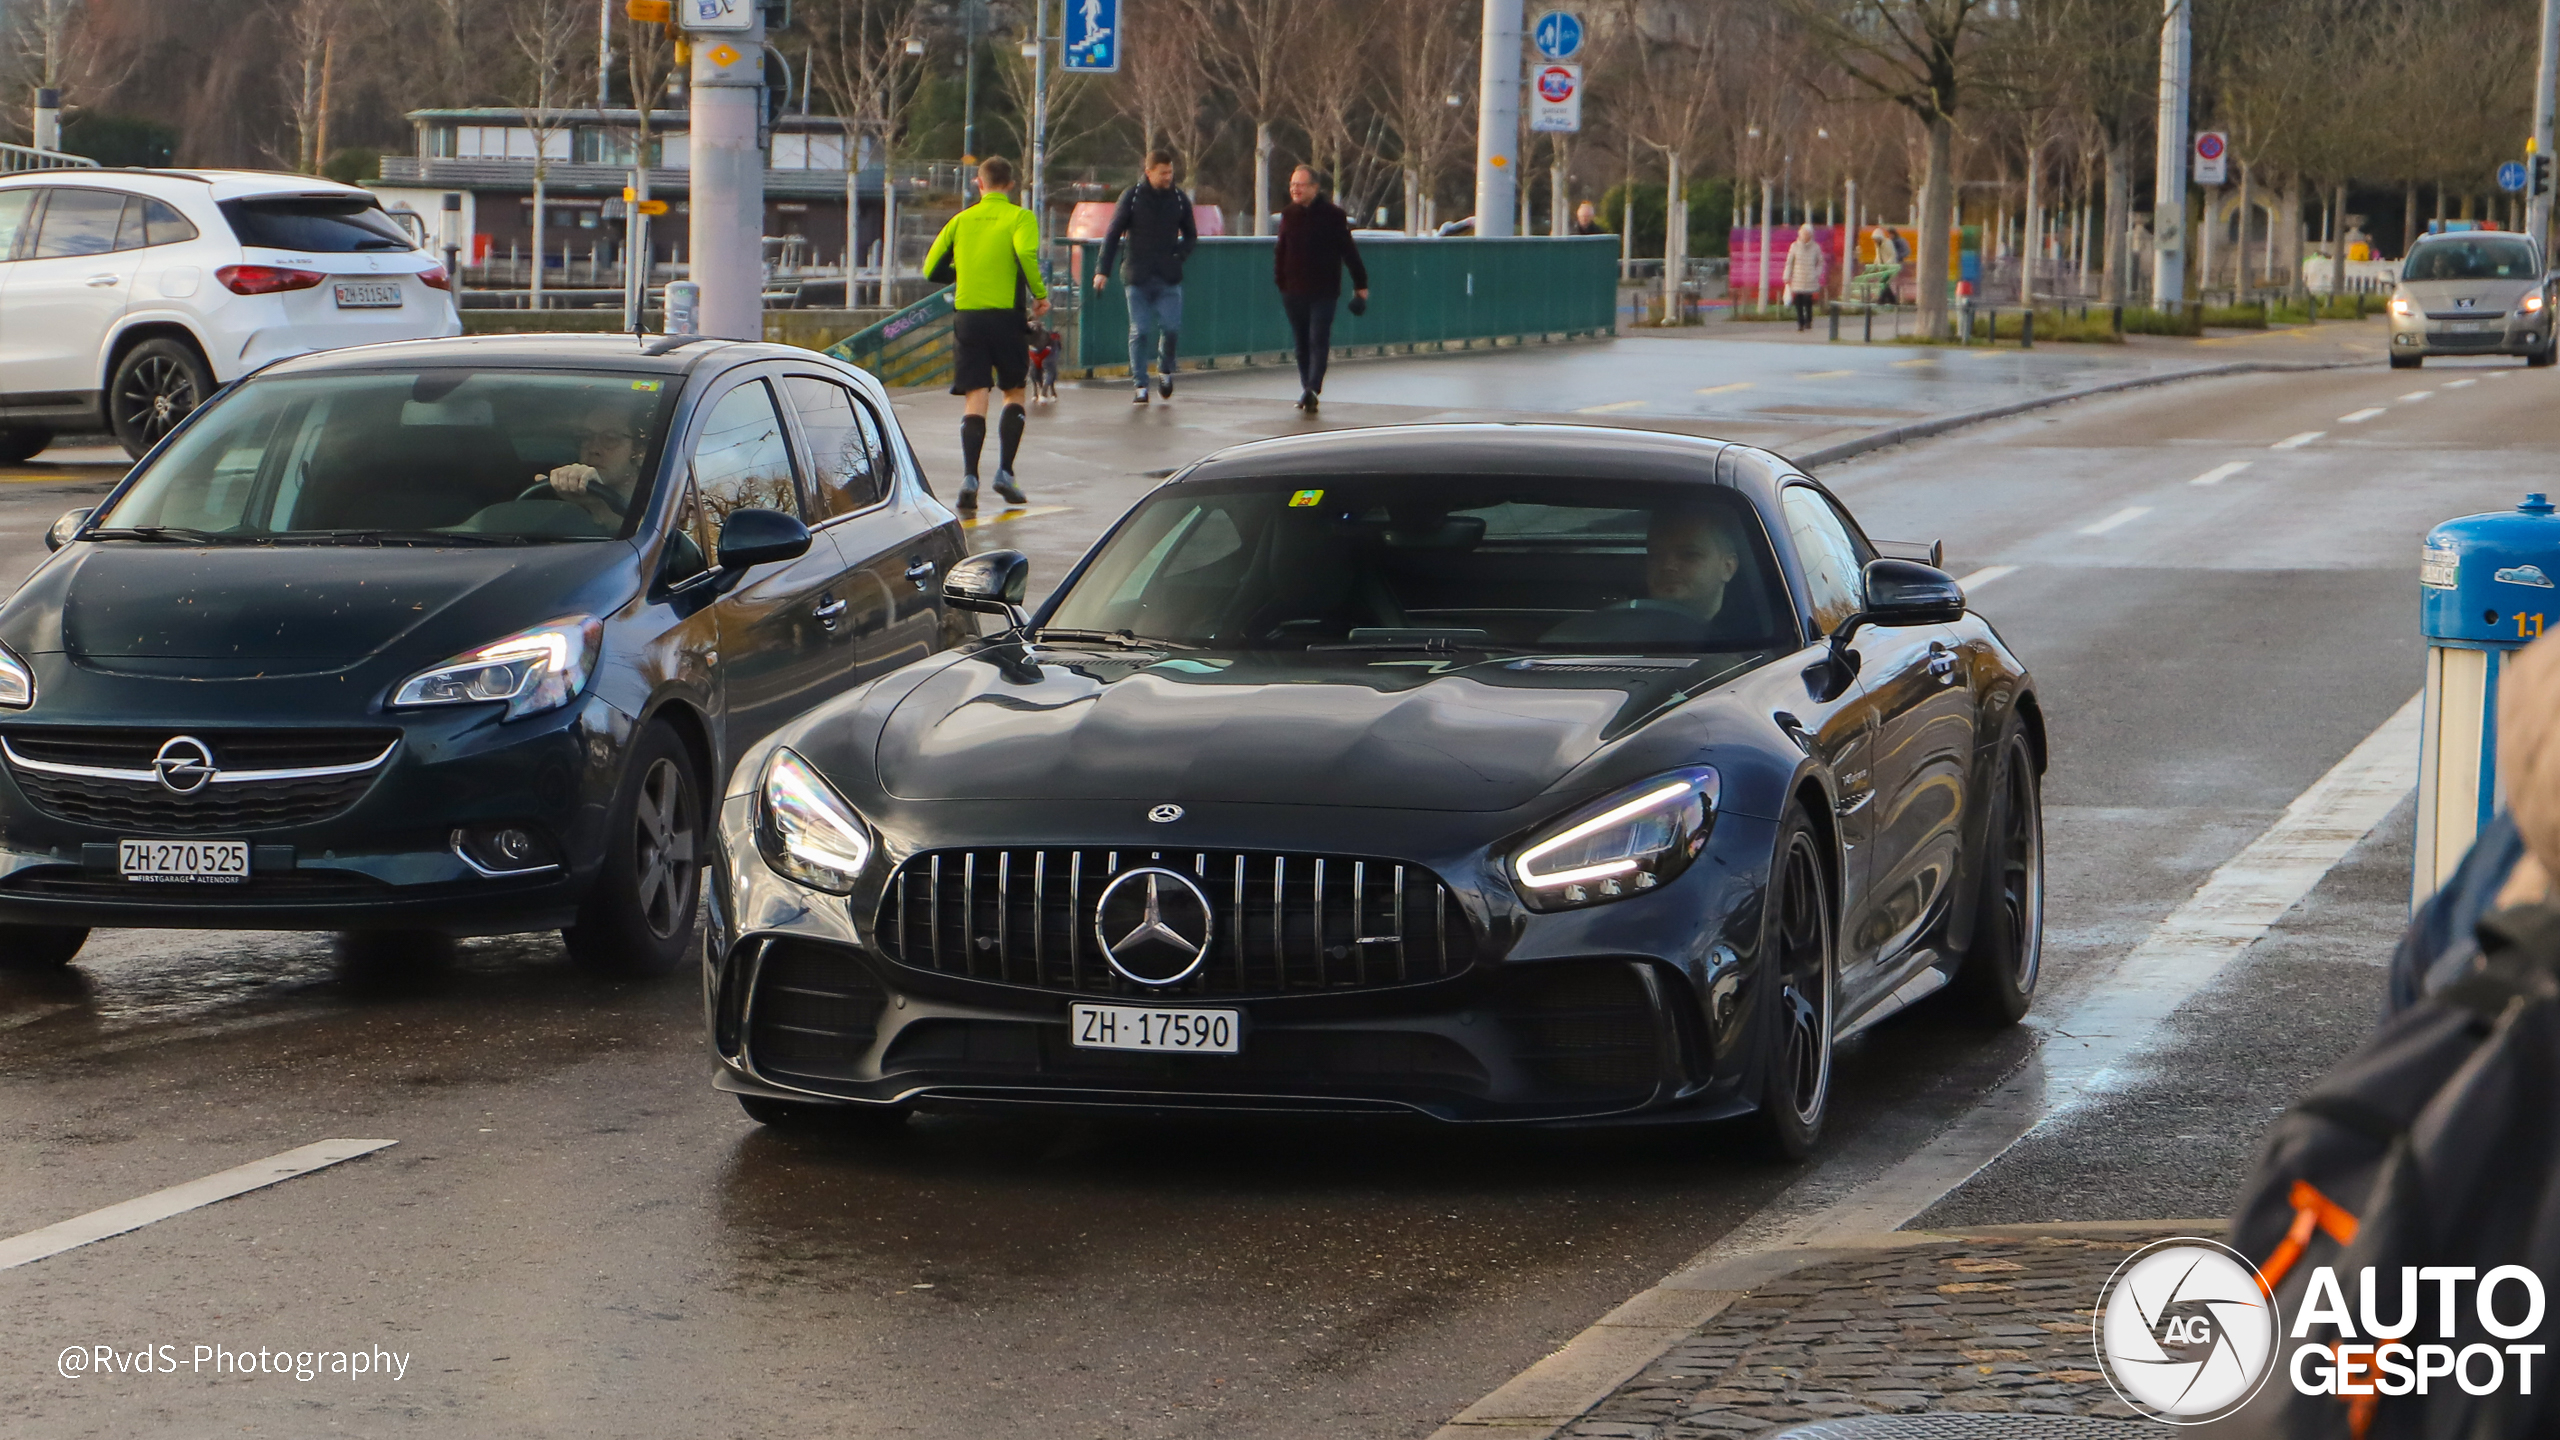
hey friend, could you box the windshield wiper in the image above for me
[299,530,536,547]
[1307,636,1511,654]
[82,526,242,544]
[1031,627,1198,651]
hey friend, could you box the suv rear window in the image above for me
[218,197,413,253]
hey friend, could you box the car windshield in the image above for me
[91,368,679,542]
[2403,237,2538,281]
[1043,475,1797,655]
[219,197,415,253]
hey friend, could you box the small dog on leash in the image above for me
[1028,326,1062,402]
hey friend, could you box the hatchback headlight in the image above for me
[2390,296,2414,316]
[757,748,875,894]
[2525,294,2547,314]
[1512,766,1717,911]
[0,642,31,709]
[391,616,601,720]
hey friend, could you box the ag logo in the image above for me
[2095,1238,2279,1423]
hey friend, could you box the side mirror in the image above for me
[45,508,91,552]
[943,548,1030,626]
[715,507,812,571]
[1829,558,1966,655]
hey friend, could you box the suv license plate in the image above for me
[119,839,249,883]
[333,281,403,309]
[1070,1004,1239,1054]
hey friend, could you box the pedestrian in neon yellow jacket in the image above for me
[920,157,1051,513]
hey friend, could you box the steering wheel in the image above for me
[516,479,630,512]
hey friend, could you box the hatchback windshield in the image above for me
[91,369,679,542]
[2403,236,2539,281]
[1044,476,1796,654]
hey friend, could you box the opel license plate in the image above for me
[119,839,249,883]
[1070,1004,1239,1054]
[333,281,403,309]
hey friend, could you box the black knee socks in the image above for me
[960,413,986,477]
[997,403,1025,472]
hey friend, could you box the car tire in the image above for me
[108,337,214,459]
[0,428,52,465]
[564,721,704,978]
[1952,728,2045,1026]
[2531,348,2556,369]
[1755,803,1836,1161]
[0,924,89,970]
[737,1093,909,1133]
[2389,353,2422,370]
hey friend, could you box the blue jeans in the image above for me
[1127,281,1182,388]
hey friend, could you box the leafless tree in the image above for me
[1184,0,1320,236]
[800,0,930,284]
[1619,0,1724,320]
[1113,0,1213,176]
[512,0,586,303]
[1370,0,1475,234]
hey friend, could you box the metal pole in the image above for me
[2533,0,2559,253]
[2151,0,2190,306]
[961,0,980,162]
[1473,0,1523,237]
[598,0,613,111]
[1843,177,1857,301]
[31,87,57,152]
[687,9,767,339]
[1031,0,1048,232]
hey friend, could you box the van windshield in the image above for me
[90,369,679,543]
[2403,237,2539,281]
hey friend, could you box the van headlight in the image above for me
[391,617,601,720]
[1512,766,1717,911]
[0,642,31,709]
[2390,295,2414,316]
[757,748,875,894]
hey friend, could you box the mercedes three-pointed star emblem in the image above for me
[1092,867,1215,986]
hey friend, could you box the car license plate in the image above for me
[333,281,403,309]
[2448,320,2483,333]
[118,839,249,883]
[1070,1004,1239,1054]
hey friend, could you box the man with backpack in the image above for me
[920,155,1048,514]
[1093,148,1198,405]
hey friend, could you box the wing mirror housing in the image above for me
[1828,557,1967,659]
[715,507,813,571]
[943,548,1031,630]
[44,508,91,552]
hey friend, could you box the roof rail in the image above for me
[0,142,98,173]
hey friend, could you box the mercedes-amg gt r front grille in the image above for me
[875,848,1477,998]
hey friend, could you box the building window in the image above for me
[767,133,848,171]
[427,125,457,159]
[575,128,640,166]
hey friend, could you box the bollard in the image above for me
[1828,302,1840,342]
[2415,492,2560,901]
[1863,305,1873,343]
[2020,309,2034,349]
[663,281,700,336]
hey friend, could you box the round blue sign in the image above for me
[2500,160,2529,193]
[1534,11,1583,60]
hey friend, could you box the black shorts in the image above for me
[951,308,1030,395]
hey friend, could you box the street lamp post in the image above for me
[2151,0,2191,307]
[1473,0,1523,238]
[960,0,981,162]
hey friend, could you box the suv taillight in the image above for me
[419,264,452,291]
[214,264,326,296]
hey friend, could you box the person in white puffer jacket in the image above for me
[1783,229,1828,331]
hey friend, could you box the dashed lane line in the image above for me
[2338,407,2387,423]
[1695,383,1754,395]
[1954,565,2018,593]
[2271,430,2324,449]
[2189,461,2252,487]
[0,1139,396,1272]
[2443,378,2477,388]
[1575,399,1647,413]
[2399,390,2433,401]
[1798,370,1857,380]
[2077,506,2152,537]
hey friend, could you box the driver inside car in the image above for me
[1643,508,1743,622]
[536,401,644,527]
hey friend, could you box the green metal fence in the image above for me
[825,285,957,388]
[1068,234,1618,373]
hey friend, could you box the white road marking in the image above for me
[1434,695,2423,1439]
[1695,382,1754,395]
[0,1139,395,1272]
[2443,378,2476,388]
[2486,371,2511,381]
[1575,399,1646,413]
[2271,430,2324,449]
[1799,370,1857,380]
[2338,407,2387,423]
[2399,390,2434,401]
[2077,506,2152,536]
[1954,565,2018,593]
[2189,461,2252,487]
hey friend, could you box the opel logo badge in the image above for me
[1093,867,1214,986]
[151,736,218,795]
[1147,803,1183,823]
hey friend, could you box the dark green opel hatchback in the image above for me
[0,333,966,974]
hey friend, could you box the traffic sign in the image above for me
[1063,0,1119,72]
[679,0,751,31]
[1533,11,1582,61]
[637,200,670,216]
[1529,62,1581,134]
[2500,159,2528,194]
[2191,131,2227,186]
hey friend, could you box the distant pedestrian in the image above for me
[1784,228,1828,331]
[919,155,1048,514]
[1573,200,1604,236]
[1095,148,1198,405]
[1873,225,1907,307]
[1273,165,1368,412]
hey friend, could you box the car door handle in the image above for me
[1927,643,1958,684]
[903,558,937,591]
[84,274,122,287]
[813,596,848,627]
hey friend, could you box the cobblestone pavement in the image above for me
[1558,1228,2207,1438]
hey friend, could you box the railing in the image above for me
[825,284,957,388]
[0,143,96,172]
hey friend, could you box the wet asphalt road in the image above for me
[0,327,2523,1438]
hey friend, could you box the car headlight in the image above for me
[390,616,602,720]
[0,642,31,709]
[1512,766,1717,911]
[757,747,875,894]
[2525,294,2547,314]
[2390,296,2414,316]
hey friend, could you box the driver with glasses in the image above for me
[535,400,645,526]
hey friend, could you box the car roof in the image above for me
[1178,422,1762,490]
[0,168,379,204]
[250,332,827,379]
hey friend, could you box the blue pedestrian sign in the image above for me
[1064,0,1119,72]
[1533,11,1582,61]
[2500,160,2529,194]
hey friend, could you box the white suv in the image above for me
[0,169,462,460]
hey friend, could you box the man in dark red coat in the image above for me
[1272,165,1369,411]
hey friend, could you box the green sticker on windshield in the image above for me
[1288,489,1324,508]
[631,379,662,391]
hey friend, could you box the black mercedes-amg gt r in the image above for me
[703,424,2047,1154]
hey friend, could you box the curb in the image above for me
[1427,1220,2229,1440]
[1791,359,2361,471]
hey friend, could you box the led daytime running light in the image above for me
[0,643,31,709]
[758,748,875,894]
[1515,780,1698,890]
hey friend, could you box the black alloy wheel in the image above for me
[1956,729,2045,1025]
[565,722,703,977]
[1758,811,1835,1160]
[108,338,213,459]
[0,923,89,970]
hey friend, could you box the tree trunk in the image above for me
[1661,148,1683,323]
[1404,167,1422,236]
[2234,161,2252,292]
[2283,173,2305,300]
[1756,176,1774,313]
[1915,110,1954,337]
[2101,139,2130,305]
[531,167,547,305]
[2328,181,2348,300]
[2403,183,2416,257]
[1253,121,1274,236]
[2021,145,2039,308]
